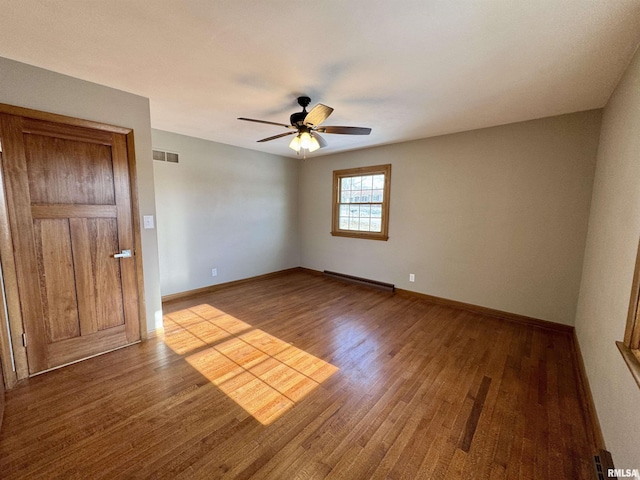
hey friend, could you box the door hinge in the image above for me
[22,333,27,347]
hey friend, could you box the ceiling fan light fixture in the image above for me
[289,134,301,152]
[299,131,312,150]
[308,136,320,152]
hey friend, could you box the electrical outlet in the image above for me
[211,268,218,277]
[409,273,415,282]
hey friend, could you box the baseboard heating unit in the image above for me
[323,270,395,293]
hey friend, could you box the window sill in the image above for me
[616,341,640,389]
[330,231,389,241]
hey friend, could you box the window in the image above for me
[331,164,391,241]
[619,239,640,388]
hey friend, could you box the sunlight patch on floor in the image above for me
[163,304,252,355]
[163,304,338,425]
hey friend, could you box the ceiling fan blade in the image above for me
[238,117,295,129]
[257,131,297,143]
[311,132,327,148]
[317,126,372,135]
[303,104,334,127]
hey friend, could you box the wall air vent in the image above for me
[593,450,616,480]
[153,149,179,163]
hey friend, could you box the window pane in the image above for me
[350,205,360,218]
[341,192,350,203]
[359,218,371,231]
[360,205,370,217]
[362,175,373,189]
[351,176,362,189]
[339,205,350,216]
[349,217,359,229]
[341,177,352,190]
[372,189,383,201]
[339,217,349,229]
[373,174,385,189]
[371,205,382,218]
[370,218,382,232]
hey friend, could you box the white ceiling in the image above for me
[1,1,640,158]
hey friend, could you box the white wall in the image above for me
[152,130,300,295]
[0,57,163,333]
[575,45,640,469]
[300,111,601,325]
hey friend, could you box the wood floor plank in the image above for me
[0,270,596,479]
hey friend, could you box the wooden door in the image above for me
[0,114,140,374]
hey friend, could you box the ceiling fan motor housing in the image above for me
[290,111,306,126]
[290,96,312,126]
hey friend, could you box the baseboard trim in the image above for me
[143,327,165,340]
[298,267,324,276]
[299,266,571,333]
[161,268,301,304]
[572,330,606,452]
[395,287,573,333]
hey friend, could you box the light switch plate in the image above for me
[143,215,155,229]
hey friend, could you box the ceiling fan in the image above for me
[238,96,371,154]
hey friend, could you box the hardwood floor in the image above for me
[0,270,595,479]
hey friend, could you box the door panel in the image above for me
[25,134,116,205]
[0,113,140,374]
[34,218,80,342]
[70,217,125,333]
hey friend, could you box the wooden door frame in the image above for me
[0,103,147,387]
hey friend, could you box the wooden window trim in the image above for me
[619,236,640,388]
[331,164,391,241]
